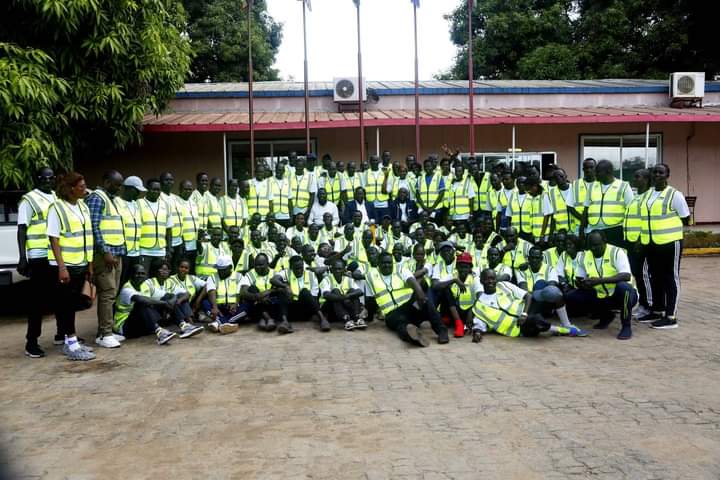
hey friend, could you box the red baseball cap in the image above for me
[456,252,473,265]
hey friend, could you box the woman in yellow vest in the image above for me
[637,164,690,330]
[46,172,96,361]
[623,169,653,320]
[565,231,638,340]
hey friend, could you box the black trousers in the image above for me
[169,244,185,274]
[246,285,283,321]
[120,255,142,291]
[645,240,682,318]
[184,249,198,275]
[278,289,321,321]
[627,243,651,309]
[518,314,551,337]
[25,258,60,345]
[51,265,87,338]
[384,296,447,344]
[121,303,163,338]
[322,297,361,322]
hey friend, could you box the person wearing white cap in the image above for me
[200,255,247,334]
[116,175,146,292]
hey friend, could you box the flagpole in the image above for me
[302,0,311,156]
[248,0,255,177]
[413,1,420,163]
[355,1,365,165]
[467,0,475,157]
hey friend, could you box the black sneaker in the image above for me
[637,312,662,324]
[650,317,678,330]
[437,329,450,344]
[25,344,45,358]
[405,324,429,347]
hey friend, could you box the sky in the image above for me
[266,0,460,82]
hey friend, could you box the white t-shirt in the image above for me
[46,201,87,266]
[277,269,319,296]
[308,201,340,226]
[576,248,631,278]
[355,202,369,223]
[472,281,527,332]
[139,200,174,257]
[557,186,575,208]
[17,189,56,259]
[645,189,690,218]
[319,275,358,296]
[431,261,456,282]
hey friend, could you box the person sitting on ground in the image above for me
[240,253,283,332]
[113,264,180,345]
[470,269,588,343]
[366,252,449,347]
[149,261,205,338]
[202,255,247,335]
[381,220,413,254]
[196,227,230,279]
[271,255,329,332]
[517,247,575,330]
[285,212,308,243]
[320,258,366,331]
[430,241,465,337]
[497,226,533,275]
[168,258,207,324]
[301,244,329,280]
[565,230,638,340]
[483,247,513,282]
[447,252,480,337]
[543,231,566,268]
[318,212,340,246]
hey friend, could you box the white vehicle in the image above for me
[0,190,27,287]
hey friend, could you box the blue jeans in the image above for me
[201,299,249,324]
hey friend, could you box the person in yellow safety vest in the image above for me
[365,154,391,220]
[636,163,690,330]
[146,261,204,338]
[201,255,248,334]
[245,228,277,269]
[318,162,347,207]
[367,251,449,347]
[269,164,294,228]
[623,169,653,320]
[448,221,474,253]
[342,162,365,198]
[86,170,127,349]
[447,164,476,222]
[497,171,517,230]
[415,158,446,222]
[506,176,532,241]
[514,177,553,244]
[433,249,481,338]
[542,231,566,269]
[285,212,308,243]
[470,269,588,343]
[138,178,173,277]
[190,172,211,239]
[240,253,283,332]
[583,159,634,247]
[174,179,200,274]
[320,258,366,331]
[485,173,503,226]
[473,169,492,215]
[113,263,179,345]
[206,177,224,230]
[571,158,597,240]
[289,156,317,215]
[517,247,576,330]
[381,220,413,254]
[556,234,585,293]
[47,172,96,361]
[221,178,248,235]
[196,227,231,279]
[565,230,638,340]
[483,247,513,282]
[17,167,60,358]
[248,163,274,219]
[159,172,185,273]
[271,254,328,333]
[168,258,207,313]
[386,163,415,201]
[549,167,580,234]
[497,226,533,273]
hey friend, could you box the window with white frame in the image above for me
[580,134,661,182]
[227,139,316,180]
[458,151,557,177]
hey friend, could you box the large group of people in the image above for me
[16,150,690,360]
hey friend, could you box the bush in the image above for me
[683,230,720,249]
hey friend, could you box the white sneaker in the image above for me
[95,335,121,348]
[112,333,126,343]
[207,321,220,333]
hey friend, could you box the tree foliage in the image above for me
[184,0,282,82]
[441,0,720,80]
[0,0,192,188]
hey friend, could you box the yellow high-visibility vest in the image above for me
[322,175,344,204]
[211,273,240,305]
[21,190,56,252]
[290,174,312,210]
[319,274,355,304]
[221,195,247,228]
[518,263,552,292]
[549,186,573,232]
[450,273,476,310]
[560,251,584,288]
[572,179,593,218]
[365,169,389,202]
[417,172,442,208]
[367,268,413,316]
[288,269,314,300]
[471,282,523,337]
[587,179,629,227]
[269,177,290,217]
[206,194,222,229]
[91,189,125,248]
[448,177,472,217]
[476,172,492,212]
[175,196,199,243]
[248,179,272,217]
[137,199,168,250]
[196,242,229,278]
[114,280,151,331]
[48,199,94,266]
[161,192,183,240]
[639,187,684,245]
[244,268,275,292]
[114,197,141,253]
[623,194,644,242]
[582,244,621,298]
[509,191,533,236]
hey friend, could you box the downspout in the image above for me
[685,123,695,194]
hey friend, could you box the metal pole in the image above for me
[248,0,255,177]
[512,125,516,170]
[356,2,365,164]
[645,122,650,168]
[376,127,380,156]
[467,0,475,156]
[302,1,311,156]
[413,2,420,163]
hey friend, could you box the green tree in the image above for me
[184,0,282,82]
[0,0,192,189]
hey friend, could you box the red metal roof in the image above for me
[143,106,720,132]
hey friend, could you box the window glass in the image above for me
[227,139,315,180]
[581,134,661,182]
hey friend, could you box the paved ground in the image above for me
[1,256,719,480]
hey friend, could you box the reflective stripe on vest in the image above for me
[191,190,208,230]
[114,197,141,252]
[509,191,533,235]
[365,170,389,202]
[543,248,559,268]
[639,187,684,245]
[270,177,290,216]
[196,243,225,278]
[368,269,413,316]
[448,178,472,217]
[572,179,592,215]
[138,199,168,249]
[92,189,125,247]
[48,199,94,266]
[206,195,222,228]
[587,180,628,227]
[245,269,274,292]
[291,174,312,210]
[582,245,620,298]
[323,175,344,204]
[418,173,442,208]
[549,186,572,232]
[476,173,492,211]
[248,180,271,217]
[212,274,239,305]
[623,195,644,242]
[450,274,475,310]
[175,197,198,242]
[114,280,151,331]
[561,251,584,288]
[320,274,355,304]
[471,282,522,337]
[221,196,247,228]
[168,274,200,298]
[22,190,55,252]
[520,263,551,292]
[289,269,313,300]
[161,193,183,240]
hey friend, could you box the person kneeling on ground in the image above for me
[565,230,638,340]
[320,258,366,331]
[471,269,588,343]
[113,264,182,345]
[271,255,329,332]
[201,255,247,334]
[367,252,449,347]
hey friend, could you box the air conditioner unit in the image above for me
[669,72,705,99]
[333,77,367,103]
